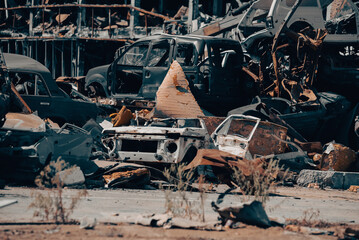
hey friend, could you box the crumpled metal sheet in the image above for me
[249,121,287,156]
[150,61,204,118]
[103,168,150,188]
[3,112,46,132]
[184,149,266,186]
[212,200,272,228]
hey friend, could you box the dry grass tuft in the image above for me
[29,158,88,223]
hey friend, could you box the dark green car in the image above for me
[5,53,98,126]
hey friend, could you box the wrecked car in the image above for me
[101,118,213,164]
[228,92,353,144]
[211,114,315,171]
[4,53,99,126]
[211,114,288,158]
[0,112,98,182]
[85,34,254,115]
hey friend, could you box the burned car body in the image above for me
[211,114,288,158]
[85,34,253,115]
[102,118,213,164]
[229,92,352,143]
[235,0,359,96]
[211,114,314,171]
[237,0,359,54]
[4,53,99,126]
[0,112,98,182]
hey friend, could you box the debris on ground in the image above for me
[103,168,151,188]
[55,167,86,187]
[79,217,97,230]
[348,185,359,192]
[134,213,220,230]
[320,142,357,171]
[0,199,18,209]
[212,200,272,229]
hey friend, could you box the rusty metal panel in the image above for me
[151,60,204,118]
[249,121,288,156]
[203,22,221,36]
[3,113,46,132]
[199,116,225,135]
[320,143,357,171]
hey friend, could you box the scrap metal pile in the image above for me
[1,0,359,191]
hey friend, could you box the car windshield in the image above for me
[117,43,149,66]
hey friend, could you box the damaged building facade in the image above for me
[0,0,235,79]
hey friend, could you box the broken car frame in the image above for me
[102,118,213,164]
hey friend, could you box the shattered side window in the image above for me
[175,43,197,66]
[11,72,49,96]
[117,43,149,66]
[146,42,170,67]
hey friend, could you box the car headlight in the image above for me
[166,142,178,153]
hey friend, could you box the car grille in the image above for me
[121,139,158,153]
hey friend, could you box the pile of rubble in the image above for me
[1,45,359,191]
[1,0,359,193]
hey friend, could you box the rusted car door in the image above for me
[212,115,261,159]
[109,41,150,97]
[140,39,173,99]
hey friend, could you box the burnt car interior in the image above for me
[113,41,149,94]
[12,72,49,96]
[197,42,245,98]
[113,40,171,96]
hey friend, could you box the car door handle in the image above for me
[40,102,50,106]
[145,71,151,78]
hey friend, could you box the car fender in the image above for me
[85,64,110,96]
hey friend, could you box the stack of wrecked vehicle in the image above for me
[85,34,256,116]
[100,61,316,182]
[232,0,359,100]
[0,51,100,184]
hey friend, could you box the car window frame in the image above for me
[144,39,172,68]
[173,41,199,67]
[115,41,151,67]
[10,70,52,97]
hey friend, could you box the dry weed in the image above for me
[162,163,207,222]
[29,158,88,223]
[286,209,335,228]
[231,159,287,203]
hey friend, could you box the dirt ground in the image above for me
[1,222,357,240]
[1,185,359,239]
